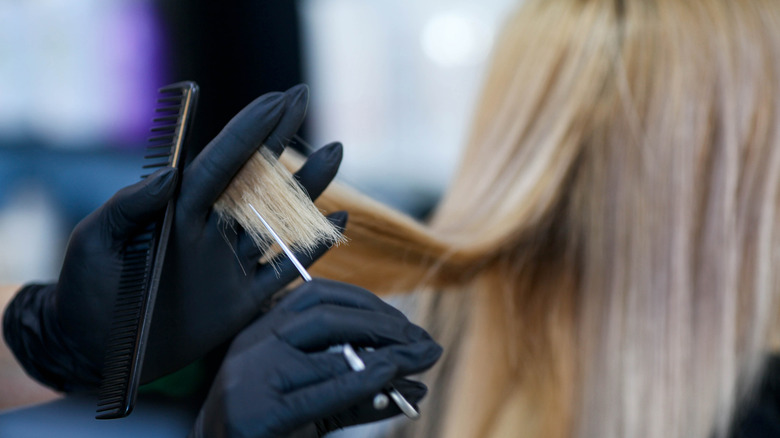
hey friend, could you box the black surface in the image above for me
[731,355,780,438]
[157,0,306,161]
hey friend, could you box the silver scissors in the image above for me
[248,203,420,420]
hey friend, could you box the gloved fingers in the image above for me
[357,341,443,377]
[307,342,440,389]
[178,91,286,215]
[278,278,408,319]
[265,341,438,394]
[279,359,397,425]
[264,84,309,156]
[276,305,432,352]
[292,141,343,201]
[98,167,178,241]
[250,211,348,291]
[326,378,428,428]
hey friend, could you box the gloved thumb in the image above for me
[100,167,178,241]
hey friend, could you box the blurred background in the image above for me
[0,0,517,285]
[5,2,780,434]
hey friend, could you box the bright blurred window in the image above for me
[299,0,519,210]
[0,0,165,150]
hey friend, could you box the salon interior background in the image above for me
[0,0,517,285]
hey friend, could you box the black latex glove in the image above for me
[189,279,442,438]
[2,85,347,391]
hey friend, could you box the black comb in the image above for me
[96,81,199,419]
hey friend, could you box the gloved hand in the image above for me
[2,85,347,390]
[189,279,442,438]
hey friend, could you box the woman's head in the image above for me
[435,1,780,436]
[305,0,780,436]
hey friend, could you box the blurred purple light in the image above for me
[100,1,168,147]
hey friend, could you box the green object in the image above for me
[138,360,207,398]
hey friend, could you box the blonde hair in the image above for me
[226,0,780,437]
[215,146,344,256]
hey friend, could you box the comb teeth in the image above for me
[95,233,152,419]
[96,81,199,420]
[143,87,190,171]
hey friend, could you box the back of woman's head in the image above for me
[311,0,780,436]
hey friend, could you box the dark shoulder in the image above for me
[730,355,780,438]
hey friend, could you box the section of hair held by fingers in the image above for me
[214,146,345,260]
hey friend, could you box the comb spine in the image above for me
[96,81,198,419]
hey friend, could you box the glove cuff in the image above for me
[3,283,101,392]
